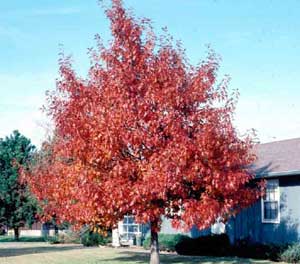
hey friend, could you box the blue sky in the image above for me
[1,0,299,147]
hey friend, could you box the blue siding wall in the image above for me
[227,176,300,244]
[160,176,300,245]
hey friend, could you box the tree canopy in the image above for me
[0,130,38,240]
[23,1,262,262]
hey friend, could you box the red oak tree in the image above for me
[23,1,262,263]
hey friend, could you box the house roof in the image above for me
[254,138,300,178]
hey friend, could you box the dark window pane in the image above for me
[127,225,137,232]
[127,216,134,224]
[264,180,278,202]
[128,233,135,240]
[264,201,278,220]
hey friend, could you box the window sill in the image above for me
[262,219,280,224]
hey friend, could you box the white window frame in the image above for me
[261,179,280,224]
[121,215,141,241]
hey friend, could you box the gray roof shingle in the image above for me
[254,138,300,177]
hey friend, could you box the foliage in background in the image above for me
[45,235,61,244]
[81,231,111,247]
[280,243,300,263]
[143,234,189,252]
[45,230,82,244]
[58,230,81,244]
[0,130,38,240]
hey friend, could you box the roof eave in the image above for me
[256,170,300,178]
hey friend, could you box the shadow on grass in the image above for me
[0,245,83,258]
[102,250,267,264]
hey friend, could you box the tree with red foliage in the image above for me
[23,1,262,263]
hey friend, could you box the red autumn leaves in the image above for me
[23,0,262,232]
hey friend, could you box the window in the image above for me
[122,215,140,240]
[261,179,280,223]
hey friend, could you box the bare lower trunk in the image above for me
[149,220,160,264]
[54,225,59,235]
[14,227,20,241]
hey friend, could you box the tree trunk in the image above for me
[14,227,20,241]
[54,225,59,235]
[149,220,160,264]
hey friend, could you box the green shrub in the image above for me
[280,243,300,263]
[172,233,287,261]
[57,231,81,244]
[45,235,60,244]
[81,231,111,247]
[42,230,81,244]
[175,234,231,256]
[235,243,284,261]
[233,238,287,261]
[143,234,189,252]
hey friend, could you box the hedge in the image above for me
[143,234,189,252]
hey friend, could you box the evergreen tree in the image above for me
[0,130,38,240]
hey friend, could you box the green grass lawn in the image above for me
[0,236,47,243]
[0,242,285,264]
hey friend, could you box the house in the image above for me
[226,137,300,244]
[6,222,59,237]
[112,137,300,246]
